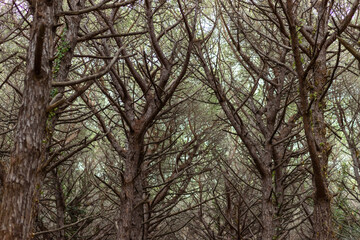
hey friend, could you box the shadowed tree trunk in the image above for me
[0,1,57,239]
[116,131,146,239]
[261,168,275,240]
[311,44,333,240]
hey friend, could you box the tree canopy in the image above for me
[1,0,360,239]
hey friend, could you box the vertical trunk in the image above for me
[117,133,144,240]
[0,160,4,204]
[224,176,236,239]
[142,183,150,240]
[313,198,332,239]
[261,172,275,240]
[53,170,66,240]
[273,148,285,237]
[300,76,333,239]
[348,142,360,192]
[310,88,333,238]
[0,1,56,239]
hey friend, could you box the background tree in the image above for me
[193,1,310,238]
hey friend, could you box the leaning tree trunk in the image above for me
[307,3,333,237]
[310,46,333,240]
[296,38,333,240]
[0,1,56,239]
[288,1,333,238]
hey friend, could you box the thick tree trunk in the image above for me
[117,176,144,240]
[273,144,289,238]
[261,173,275,240]
[0,1,56,239]
[313,197,332,239]
[116,133,144,240]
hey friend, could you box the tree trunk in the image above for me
[313,197,332,239]
[0,160,5,204]
[261,172,275,240]
[0,1,56,239]
[310,87,333,238]
[288,0,334,237]
[53,170,66,240]
[311,25,333,239]
[116,133,144,240]
[273,147,285,237]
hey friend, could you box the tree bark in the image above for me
[0,1,56,239]
[287,1,334,238]
[261,172,275,240]
[311,46,333,240]
[116,132,145,240]
[313,197,332,239]
[53,170,66,240]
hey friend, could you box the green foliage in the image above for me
[50,88,58,97]
[53,29,70,76]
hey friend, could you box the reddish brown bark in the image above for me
[0,1,56,239]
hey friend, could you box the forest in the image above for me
[1,0,360,239]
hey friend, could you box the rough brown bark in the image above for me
[0,161,4,204]
[287,1,334,238]
[273,147,285,237]
[261,172,275,240]
[0,1,56,239]
[311,46,333,240]
[313,197,333,239]
[116,132,145,240]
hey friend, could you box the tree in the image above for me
[0,1,133,238]
[0,1,58,238]
[194,1,308,238]
[74,0,198,238]
[286,1,358,238]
